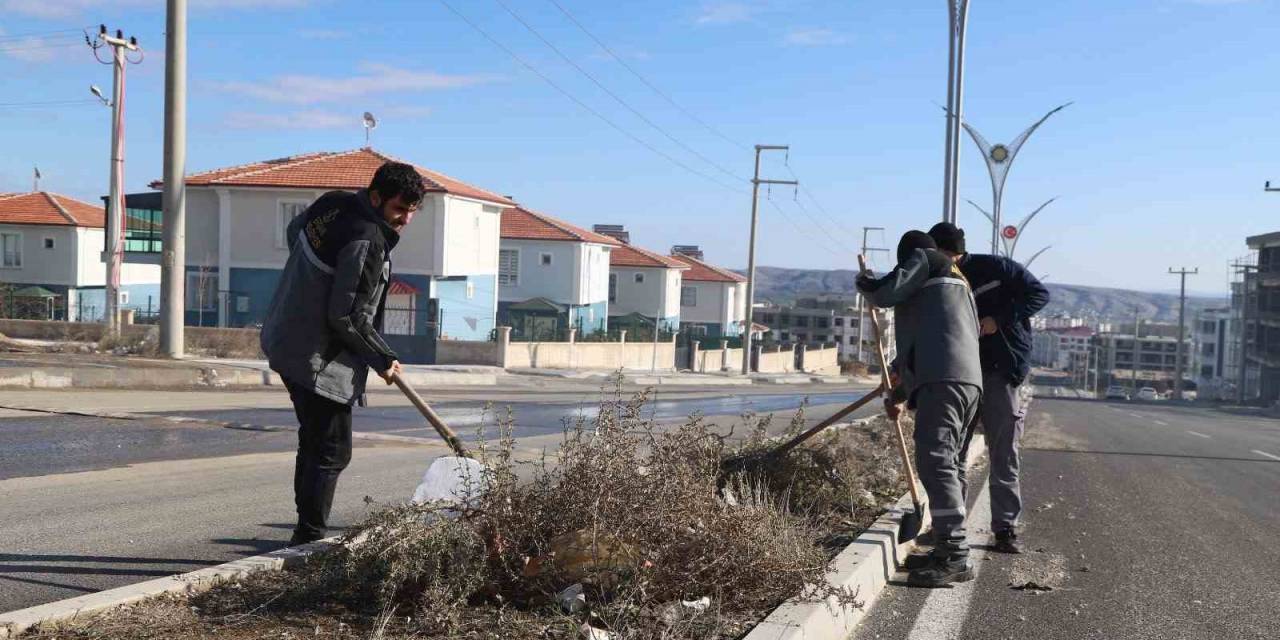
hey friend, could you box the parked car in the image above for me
[1105,386,1130,401]
[1137,387,1159,401]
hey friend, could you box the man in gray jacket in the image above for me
[261,161,425,545]
[858,230,983,587]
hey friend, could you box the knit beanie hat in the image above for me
[927,222,966,254]
[896,230,937,265]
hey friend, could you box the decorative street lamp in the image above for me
[941,0,972,225]
[965,196,1056,259]
[962,103,1071,253]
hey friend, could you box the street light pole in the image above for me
[942,0,971,224]
[741,145,797,375]
[1131,305,1141,394]
[91,26,139,336]
[1169,267,1199,400]
[161,0,187,358]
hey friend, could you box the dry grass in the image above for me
[26,391,908,640]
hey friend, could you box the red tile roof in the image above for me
[610,243,689,269]
[154,148,513,206]
[500,207,619,244]
[0,192,105,228]
[669,252,746,283]
[388,279,419,296]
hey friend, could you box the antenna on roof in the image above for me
[33,165,41,192]
[362,112,377,148]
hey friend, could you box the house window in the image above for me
[276,200,309,248]
[634,272,645,284]
[43,237,55,250]
[540,252,553,266]
[680,286,696,307]
[498,249,519,286]
[609,273,618,303]
[185,272,217,310]
[834,317,843,327]
[1,233,21,267]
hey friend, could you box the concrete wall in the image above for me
[802,346,840,375]
[0,318,261,356]
[435,338,502,366]
[689,343,745,373]
[501,333,676,371]
[757,346,796,374]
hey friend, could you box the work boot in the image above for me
[907,555,974,588]
[289,530,324,547]
[913,528,937,546]
[992,529,1022,554]
[902,548,948,571]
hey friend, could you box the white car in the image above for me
[1137,387,1159,401]
[1105,386,1130,401]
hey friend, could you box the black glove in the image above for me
[856,272,879,293]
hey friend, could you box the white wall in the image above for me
[498,239,580,303]
[0,224,78,286]
[440,197,500,277]
[680,280,726,325]
[575,243,611,305]
[610,266,681,318]
[184,189,220,268]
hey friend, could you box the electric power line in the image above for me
[437,0,745,194]
[493,0,746,185]
[765,194,848,260]
[0,27,88,42]
[0,99,100,109]
[544,0,749,152]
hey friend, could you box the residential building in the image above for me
[603,238,688,335]
[1243,231,1280,403]
[1193,307,1233,386]
[668,247,746,337]
[1095,332,1191,388]
[498,207,615,338]
[140,148,514,340]
[1032,326,1095,369]
[0,191,160,321]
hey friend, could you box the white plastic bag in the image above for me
[411,456,489,506]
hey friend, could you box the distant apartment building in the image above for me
[753,294,893,363]
[1095,332,1191,387]
[1032,326,1095,369]
[1192,307,1233,383]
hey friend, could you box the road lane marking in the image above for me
[1126,412,1144,419]
[904,482,993,640]
[1186,430,1211,439]
[1152,420,1168,426]
[1252,449,1280,461]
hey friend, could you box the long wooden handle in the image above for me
[860,255,924,507]
[392,373,470,459]
[772,381,886,457]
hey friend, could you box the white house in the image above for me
[498,207,615,338]
[137,148,514,342]
[669,249,747,338]
[606,242,688,334]
[0,191,160,321]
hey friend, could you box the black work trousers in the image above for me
[284,380,353,541]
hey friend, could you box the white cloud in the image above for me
[0,0,312,19]
[695,2,757,25]
[225,105,432,130]
[215,63,497,105]
[0,29,84,63]
[784,28,849,47]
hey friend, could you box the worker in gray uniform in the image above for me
[858,230,984,587]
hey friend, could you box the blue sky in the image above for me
[1,0,1277,296]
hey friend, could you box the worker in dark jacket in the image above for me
[859,230,983,587]
[928,222,1050,554]
[261,161,425,545]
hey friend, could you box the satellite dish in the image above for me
[362,112,377,146]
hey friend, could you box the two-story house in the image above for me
[498,207,615,338]
[0,191,160,321]
[668,247,747,337]
[140,148,513,341]
[606,242,688,336]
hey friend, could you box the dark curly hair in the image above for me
[369,161,427,207]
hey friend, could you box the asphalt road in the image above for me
[852,398,1280,640]
[0,385,879,612]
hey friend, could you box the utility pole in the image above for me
[160,0,187,358]
[89,25,141,336]
[1169,267,1199,400]
[1131,305,1141,394]
[742,145,797,375]
[857,226,889,365]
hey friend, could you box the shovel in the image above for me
[860,255,926,543]
[391,373,489,506]
[718,381,885,480]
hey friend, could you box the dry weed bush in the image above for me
[29,390,907,640]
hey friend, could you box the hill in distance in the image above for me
[740,266,1225,324]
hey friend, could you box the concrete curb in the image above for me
[0,367,497,390]
[743,432,989,640]
[0,538,339,639]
